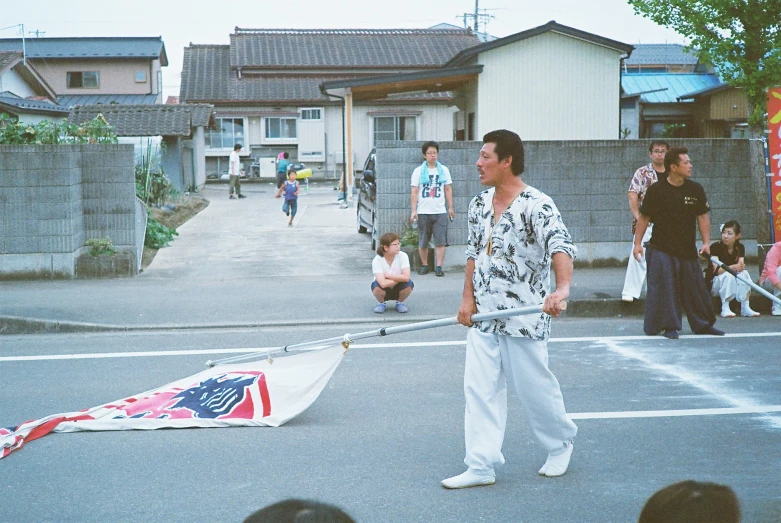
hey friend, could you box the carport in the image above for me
[320,65,482,195]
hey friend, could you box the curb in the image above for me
[0,299,649,336]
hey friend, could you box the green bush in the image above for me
[401,227,418,247]
[0,113,118,144]
[144,214,178,249]
[84,237,116,257]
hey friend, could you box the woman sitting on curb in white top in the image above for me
[371,232,414,314]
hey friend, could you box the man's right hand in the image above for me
[457,298,477,327]
[410,212,418,224]
[632,243,644,262]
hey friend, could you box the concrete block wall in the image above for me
[374,139,762,266]
[0,144,139,279]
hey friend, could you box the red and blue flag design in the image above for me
[1,345,344,459]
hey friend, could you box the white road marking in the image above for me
[571,405,781,419]
[3,333,780,423]
[1,331,779,362]
[601,338,781,429]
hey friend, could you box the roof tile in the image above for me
[229,28,480,68]
[67,104,215,136]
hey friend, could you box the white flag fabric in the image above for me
[1,345,345,459]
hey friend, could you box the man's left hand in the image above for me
[448,208,455,219]
[543,290,568,318]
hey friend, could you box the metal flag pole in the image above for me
[206,303,559,367]
[706,255,781,306]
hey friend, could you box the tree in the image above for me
[627,0,781,133]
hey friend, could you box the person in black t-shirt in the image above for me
[705,220,760,317]
[632,146,724,339]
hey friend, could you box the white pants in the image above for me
[463,329,577,471]
[711,270,752,303]
[622,224,653,299]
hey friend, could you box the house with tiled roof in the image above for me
[321,21,634,146]
[68,103,216,191]
[0,51,69,123]
[180,28,481,178]
[623,43,704,73]
[619,43,746,138]
[0,37,167,108]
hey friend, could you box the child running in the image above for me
[275,170,299,226]
[705,220,760,317]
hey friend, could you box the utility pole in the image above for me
[28,29,46,38]
[460,1,494,40]
[0,23,25,64]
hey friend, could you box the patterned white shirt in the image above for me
[628,162,662,233]
[465,186,577,340]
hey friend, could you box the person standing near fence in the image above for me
[443,129,577,489]
[229,143,246,199]
[633,146,723,339]
[410,141,454,277]
[621,140,668,302]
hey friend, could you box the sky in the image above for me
[1,0,687,100]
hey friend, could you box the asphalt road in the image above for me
[1,318,780,522]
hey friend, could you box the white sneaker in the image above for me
[740,302,760,317]
[772,305,781,316]
[441,468,495,489]
[721,303,736,318]
[538,443,573,478]
[621,295,634,302]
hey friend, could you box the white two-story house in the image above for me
[179,28,481,178]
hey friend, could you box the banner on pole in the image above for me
[768,87,781,240]
[1,346,344,459]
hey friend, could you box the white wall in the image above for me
[0,68,37,98]
[476,31,624,140]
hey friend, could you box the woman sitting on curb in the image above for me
[759,240,781,316]
[371,232,414,314]
[705,220,759,317]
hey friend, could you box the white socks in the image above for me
[538,443,574,478]
[740,300,760,317]
[721,302,736,317]
[441,468,496,489]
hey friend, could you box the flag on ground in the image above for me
[1,345,344,459]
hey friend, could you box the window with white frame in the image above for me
[135,71,147,83]
[66,71,99,88]
[206,117,245,149]
[265,117,297,139]
[300,108,322,120]
[373,116,417,143]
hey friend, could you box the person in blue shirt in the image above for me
[275,170,299,226]
[276,152,291,189]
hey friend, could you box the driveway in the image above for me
[143,183,375,280]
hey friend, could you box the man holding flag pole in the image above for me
[443,130,578,489]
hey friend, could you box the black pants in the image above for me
[644,247,716,335]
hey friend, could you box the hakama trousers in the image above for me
[463,329,577,472]
[644,247,716,335]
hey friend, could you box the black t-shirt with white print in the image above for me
[640,178,710,260]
